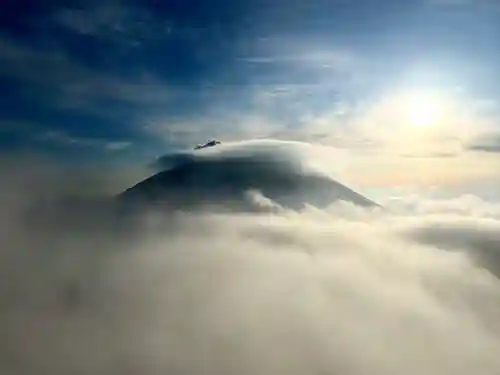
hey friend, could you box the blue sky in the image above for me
[1,0,500,188]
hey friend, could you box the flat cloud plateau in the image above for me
[1,154,500,375]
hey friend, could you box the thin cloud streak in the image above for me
[34,130,131,152]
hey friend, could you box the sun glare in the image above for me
[403,90,442,128]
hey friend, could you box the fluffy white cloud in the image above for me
[1,154,500,374]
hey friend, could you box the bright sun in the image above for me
[402,90,443,128]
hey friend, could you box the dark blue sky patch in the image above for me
[0,0,499,161]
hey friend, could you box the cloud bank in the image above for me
[1,155,500,375]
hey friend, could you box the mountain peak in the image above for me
[118,140,379,212]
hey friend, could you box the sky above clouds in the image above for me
[1,0,500,193]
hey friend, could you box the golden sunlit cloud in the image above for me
[311,84,500,188]
[345,152,500,188]
[378,87,457,132]
[350,85,484,155]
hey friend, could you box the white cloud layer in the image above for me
[1,158,500,375]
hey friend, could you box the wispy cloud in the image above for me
[468,132,500,153]
[426,0,471,5]
[240,50,355,69]
[427,0,500,7]
[0,37,173,111]
[142,114,281,148]
[52,2,172,47]
[34,130,131,152]
[54,4,132,37]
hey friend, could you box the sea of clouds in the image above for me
[1,152,500,375]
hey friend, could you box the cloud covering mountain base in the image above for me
[2,163,500,375]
